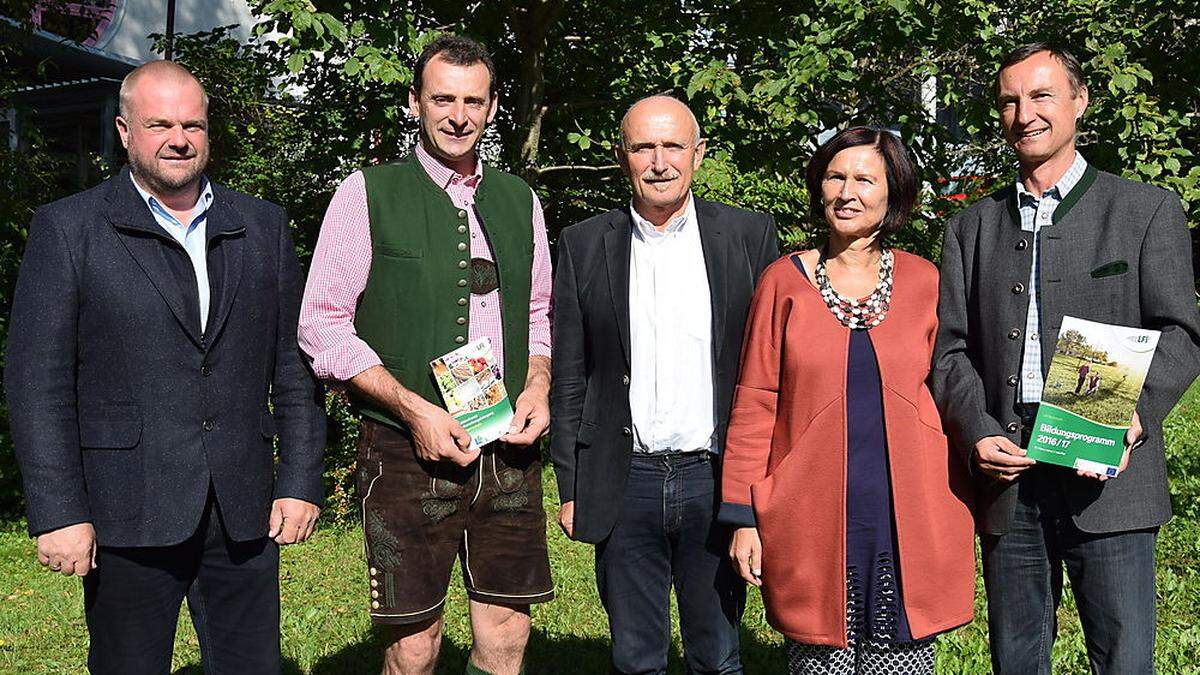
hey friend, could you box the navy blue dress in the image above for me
[845,329,912,644]
[794,256,912,644]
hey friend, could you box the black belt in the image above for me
[630,451,711,463]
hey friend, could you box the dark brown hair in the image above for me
[995,42,1086,100]
[412,35,496,99]
[805,126,918,238]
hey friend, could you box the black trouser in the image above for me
[596,453,746,675]
[82,491,280,674]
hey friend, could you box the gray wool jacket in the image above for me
[932,164,1200,535]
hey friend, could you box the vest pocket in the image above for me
[375,246,424,259]
[78,404,142,449]
[375,351,409,371]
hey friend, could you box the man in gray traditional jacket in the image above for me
[933,43,1200,674]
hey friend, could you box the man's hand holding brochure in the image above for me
[1025,316,1160,479]
[430,337,515,450]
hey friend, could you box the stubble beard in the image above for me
[129,151,207,196]
[421,122,481,166]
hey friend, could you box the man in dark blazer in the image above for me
[551,95,779,674]
[933,44,1200,674]
[5,61,325,673]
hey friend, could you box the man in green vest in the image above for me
[299,35,554,675]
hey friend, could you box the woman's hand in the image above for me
[729,527,763,587]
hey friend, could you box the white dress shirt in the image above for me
[628,194,716,454]
[1016,151,1088,402]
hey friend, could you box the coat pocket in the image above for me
[750,396,842,523]
[78,404,142,449]
[1089,260,1129,279]
[260,411,278,439]
[576,419,598,446]
[375,351,409,371]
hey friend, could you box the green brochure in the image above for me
[1027,316,1160,477]
[430,337,513,449]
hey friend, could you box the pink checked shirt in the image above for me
[298,144,552,383]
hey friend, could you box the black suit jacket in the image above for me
[6,167,326,547]
[550,198,779,543]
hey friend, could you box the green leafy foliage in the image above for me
[0,0,1197,523]
[0,147,74,518]
[0,5,107,516]
[237,0,1199,252]
[222,0,1198,522]
[1,13,1196,668]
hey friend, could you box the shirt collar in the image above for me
[630,193,697,241]
[129,172,214,229]
[1016,151,1087,203]
[415,142,483,190]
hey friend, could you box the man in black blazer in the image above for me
[551,96,779,674]
[933,44,1200,673]
[5,61,325,673]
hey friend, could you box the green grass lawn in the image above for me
[2,382,1198,673]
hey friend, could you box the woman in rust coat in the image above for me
[719,127,975,674]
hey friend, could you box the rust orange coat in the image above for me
[721,250,975,647]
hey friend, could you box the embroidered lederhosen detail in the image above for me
[491,453,530,513]
[421,470,465,524]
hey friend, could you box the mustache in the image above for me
[640,172,681,181]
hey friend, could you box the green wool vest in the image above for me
[356,153,534,430]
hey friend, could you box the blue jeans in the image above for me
[595,453,746,675]
[982,409,1157,674]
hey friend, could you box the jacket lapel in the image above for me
[202,195,246,346]
[696,198,728,362]
[603,208,633,368]
[1005,185,1021,233]
[105,169,203,347]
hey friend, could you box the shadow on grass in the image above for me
[305,628,607,674]
[303,628,470,674]
[172,658,306,674]
[525,628,610,673]
[739,625,787,672]
[289,621,784,674]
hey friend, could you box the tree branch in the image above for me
[535,163,620,175]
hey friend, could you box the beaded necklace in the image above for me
[815,247,894,329]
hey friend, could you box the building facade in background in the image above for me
[3,0,253,185]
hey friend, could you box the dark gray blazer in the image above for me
[5,167,326,547]
[932,165,1200,535]
[550,198,779,543]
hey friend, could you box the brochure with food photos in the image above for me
[1026,316,1160,476]
[430,337,513,448]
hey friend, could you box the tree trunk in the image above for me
[506,0,563,183]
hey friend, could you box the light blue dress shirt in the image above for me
[1016,151,1088,403]
[129,174,215,333]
